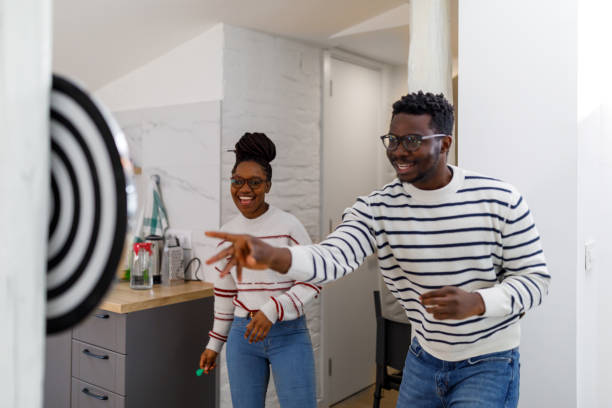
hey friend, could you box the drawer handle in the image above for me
[82,388,109,401]
[95,313,110,319]
[83,349,109,360]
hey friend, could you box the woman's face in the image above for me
[231,161,271,219]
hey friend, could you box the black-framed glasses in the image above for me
[380,133,448,152]
[230,177,267,189]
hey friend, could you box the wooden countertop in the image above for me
[99,280,214,314]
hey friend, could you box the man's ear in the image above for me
[265,181,272,193]
[440,135,453,154]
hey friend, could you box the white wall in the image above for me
[113,101,222,282]
[458,1,577,407]
[94,24,224,112]
[384,64,408,115]
[220,25,322,238]
[576,1,612,407]
[94,23,224,283]
[0,1,50,407]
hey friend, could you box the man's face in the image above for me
[386,113,447,185]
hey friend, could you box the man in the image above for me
[207,91,550,407]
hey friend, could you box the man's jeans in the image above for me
[226,316,316,408]
[397,338,520,407]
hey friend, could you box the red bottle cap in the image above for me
[133,242,153,255]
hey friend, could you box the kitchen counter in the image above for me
[99,280,214,314]
[45,279,216,407]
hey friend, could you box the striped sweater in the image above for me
[206,206,320,353]
[287,165,550,361]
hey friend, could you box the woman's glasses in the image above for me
[230,177,267,189]
[380,133,448,152]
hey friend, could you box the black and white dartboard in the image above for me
[47,74,135,334]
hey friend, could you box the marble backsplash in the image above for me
[113,100,221,282]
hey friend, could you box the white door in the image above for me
[321,55,384,406]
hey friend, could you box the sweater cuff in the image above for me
[206,337,225,353]
[286,246,314,282]
[476,286,511,317]
[260,299,279,324]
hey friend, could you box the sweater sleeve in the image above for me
[477,191,551,317]
[260,282,322,322]
[205,261,237,353]
[259,215,323,322]
[285,196,377,285]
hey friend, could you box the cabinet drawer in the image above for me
[73,310,126,354]
[72,378,125,408]
[72,340,126,395]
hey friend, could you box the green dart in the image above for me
[196,368,204,376]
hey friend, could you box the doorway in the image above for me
[320,51,385,406]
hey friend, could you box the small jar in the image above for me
[130,242,153,290]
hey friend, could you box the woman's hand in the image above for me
[244,311,273,343]
[199,349,218,374]
[205,231,291,281]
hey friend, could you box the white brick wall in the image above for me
[221,25,321,238]
[219,24,323,408]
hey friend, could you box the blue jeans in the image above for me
[226,316,316,408]
[397,338,520,408]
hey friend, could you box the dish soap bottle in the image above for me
[130,242,153,290]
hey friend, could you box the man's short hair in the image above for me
[392,91,454,135]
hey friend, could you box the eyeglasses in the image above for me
[230,177,267,189]
[380,133,448,152]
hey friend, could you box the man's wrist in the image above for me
[269,248,292,274]
[473,292,486,316]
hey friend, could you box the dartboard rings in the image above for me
[47,74,134,334]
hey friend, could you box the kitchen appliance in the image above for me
[162,235,184,284]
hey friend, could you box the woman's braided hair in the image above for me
[231,132,276,180]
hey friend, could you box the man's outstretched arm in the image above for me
[206,197,377,284]
[205,231,292,282]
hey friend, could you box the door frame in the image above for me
[319,48,392,407]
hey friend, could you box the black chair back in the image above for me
[372,291,412,408]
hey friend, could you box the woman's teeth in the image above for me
[239,196,253,204]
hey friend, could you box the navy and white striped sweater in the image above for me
[287,165,550,361]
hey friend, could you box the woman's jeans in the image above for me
[397,338,520,408]
[226,316,316,408]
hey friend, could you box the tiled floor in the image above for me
[331,385,398,408]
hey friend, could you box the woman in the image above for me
[199,132,319,408]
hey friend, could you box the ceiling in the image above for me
[331,26,411,67]
[53,0,456,90]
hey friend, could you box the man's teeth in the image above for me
[239,196,253,203]
[397,162,414,169]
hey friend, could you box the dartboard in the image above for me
[47,74,134,334]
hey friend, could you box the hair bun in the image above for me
[235,132,276,163]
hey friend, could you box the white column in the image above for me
[0,1,51,407]
[407,0,454,163]
[407,0,453,97]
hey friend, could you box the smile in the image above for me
[395,161,416,173]
[239,196,254,205]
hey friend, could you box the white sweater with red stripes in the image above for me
[206,206,319,353]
